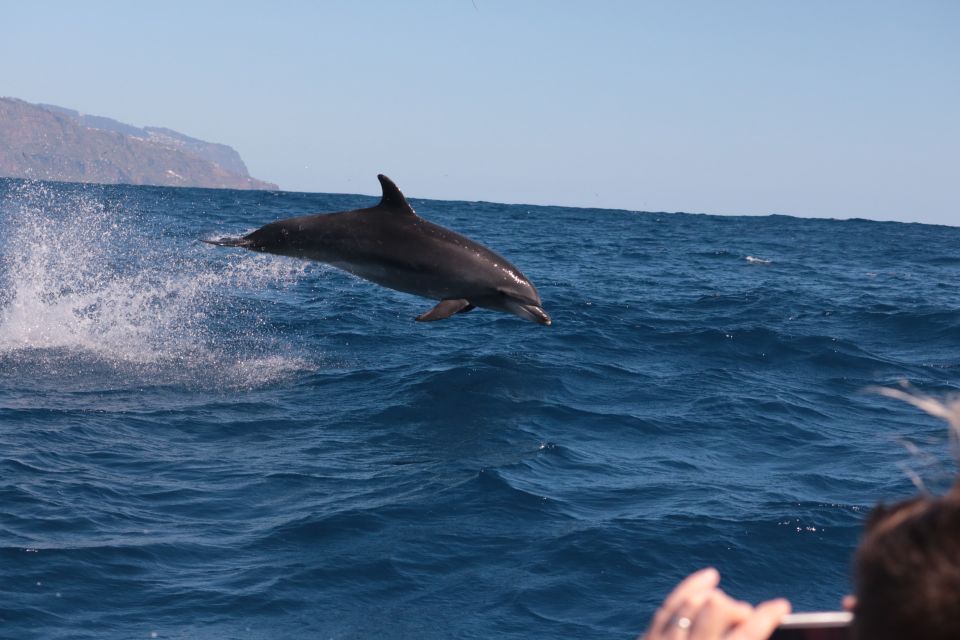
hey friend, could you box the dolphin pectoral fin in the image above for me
[415,299,474,322]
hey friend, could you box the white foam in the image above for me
[0,182,312,388]
[745,255,771,264]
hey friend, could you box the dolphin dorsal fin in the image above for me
[377,174,416,215]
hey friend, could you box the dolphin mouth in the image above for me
[526,305,552,326]
[502,298,551,326]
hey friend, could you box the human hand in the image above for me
[641,568,791,640]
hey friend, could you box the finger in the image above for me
[726,598,791,640]
[663,589,716,640]
[658,568,721,619]
[842,595,857,611]
[648,588,716,640]
[649,569,720,636]
[688,590,752,639]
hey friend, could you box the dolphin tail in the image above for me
[202,235,254,248]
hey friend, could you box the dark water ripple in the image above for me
[1,178,958,638]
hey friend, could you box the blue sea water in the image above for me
[0,177,958,639]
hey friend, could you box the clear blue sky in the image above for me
[2,1,958,224]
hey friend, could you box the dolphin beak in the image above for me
[528,305,552,326]
[502,298,551,326]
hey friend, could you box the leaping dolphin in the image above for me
[204,174,551,325]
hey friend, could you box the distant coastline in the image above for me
[0,97,277,191]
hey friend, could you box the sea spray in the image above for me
[0,181,311,388]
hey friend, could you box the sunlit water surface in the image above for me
[1,179,958,639]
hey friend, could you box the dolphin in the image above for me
[204,174,551,325]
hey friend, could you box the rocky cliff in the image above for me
[0,98,277,190]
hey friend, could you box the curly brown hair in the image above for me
[852,487,960,640]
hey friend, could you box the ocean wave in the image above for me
[3,179,960,639]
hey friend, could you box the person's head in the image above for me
[852,485,960,640]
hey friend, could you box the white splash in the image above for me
[0,182,311,387]
[745,255,771,264]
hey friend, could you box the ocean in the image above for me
[0,178,958,639]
